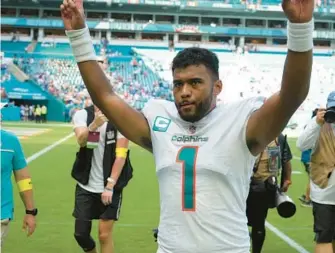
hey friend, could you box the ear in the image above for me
[213,79,223,97]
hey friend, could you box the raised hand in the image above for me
[93,112,108,128]
[282,0,314,23]
[60,0,86,30]
[315,108,326,126]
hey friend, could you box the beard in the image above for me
[176,94,214,123]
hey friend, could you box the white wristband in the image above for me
[107,177,116,185]
[65,26,97,62]
[287,19,314,52]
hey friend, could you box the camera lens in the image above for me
[324,108,335,124]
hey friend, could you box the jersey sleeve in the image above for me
[72,109,88,129]
[141,99,158,129]
[239,96,265,156]
[12,135,27,171]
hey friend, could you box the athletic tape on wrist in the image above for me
[65,26,97,62]
[287,19,314,52]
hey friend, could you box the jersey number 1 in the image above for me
[176,146,198,212]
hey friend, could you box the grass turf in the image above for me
[2,122,314,253]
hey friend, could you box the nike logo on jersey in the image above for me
[153,116,171,132]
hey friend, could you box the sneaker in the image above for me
[299,195,306,202]
[300,200,313,207]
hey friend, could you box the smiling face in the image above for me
[171,48,222,122]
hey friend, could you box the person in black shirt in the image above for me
[72,105,133,253]
[246,133,293,253]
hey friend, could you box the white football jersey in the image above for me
[142,97,264,253]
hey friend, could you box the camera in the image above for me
[265,176,296,218]
[324,107,335,124]
[275,190,296,218]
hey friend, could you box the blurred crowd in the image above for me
[3,47,334,124]
[207,0,335,6]
[9,51,172,121]
[136,48,335,126]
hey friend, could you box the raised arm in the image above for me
[246,0,314,155]
[60,0,151,151]
[72,108,108,147]
[297,110,324,151]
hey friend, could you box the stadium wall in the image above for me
[42,94,66,122]
[20,80,66,122]
[1,37,333,57]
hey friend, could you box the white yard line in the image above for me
[265,221,310,253]
[26,133,74,163]
[264,156,310,252]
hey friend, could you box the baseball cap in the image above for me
[327,91,335,108]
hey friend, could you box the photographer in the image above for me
[246,134,293,253]
[299,108,318,208]
[299,149,312,207]
[72,105,133,253]
[297,91,335,253]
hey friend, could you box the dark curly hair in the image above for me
[171,47,219,80]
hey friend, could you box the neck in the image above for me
[200,103,216,121]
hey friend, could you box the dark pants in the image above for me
[247,186,275,253]
[73,184,122,221]
[35,115,41,123]
[313,202,335,243]
[247,190,269,229]
[73,185,123,252]
[41,114,47,123]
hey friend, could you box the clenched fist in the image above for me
[315,108,326,126]
[282,0,314,23]
[60,0,86,30]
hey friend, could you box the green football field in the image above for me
[2,122,315,253]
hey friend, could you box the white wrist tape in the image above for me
[65,26,97,62]
[287,19,314,52]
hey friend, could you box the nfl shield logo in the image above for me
[107,131,114,140]
[189,125,196,134]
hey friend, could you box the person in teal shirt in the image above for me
[1,104,38,246]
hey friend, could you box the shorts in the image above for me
[73,184,123,221]
[1,219,10,247]
[312,202,335,243]
[246,190,269,228]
